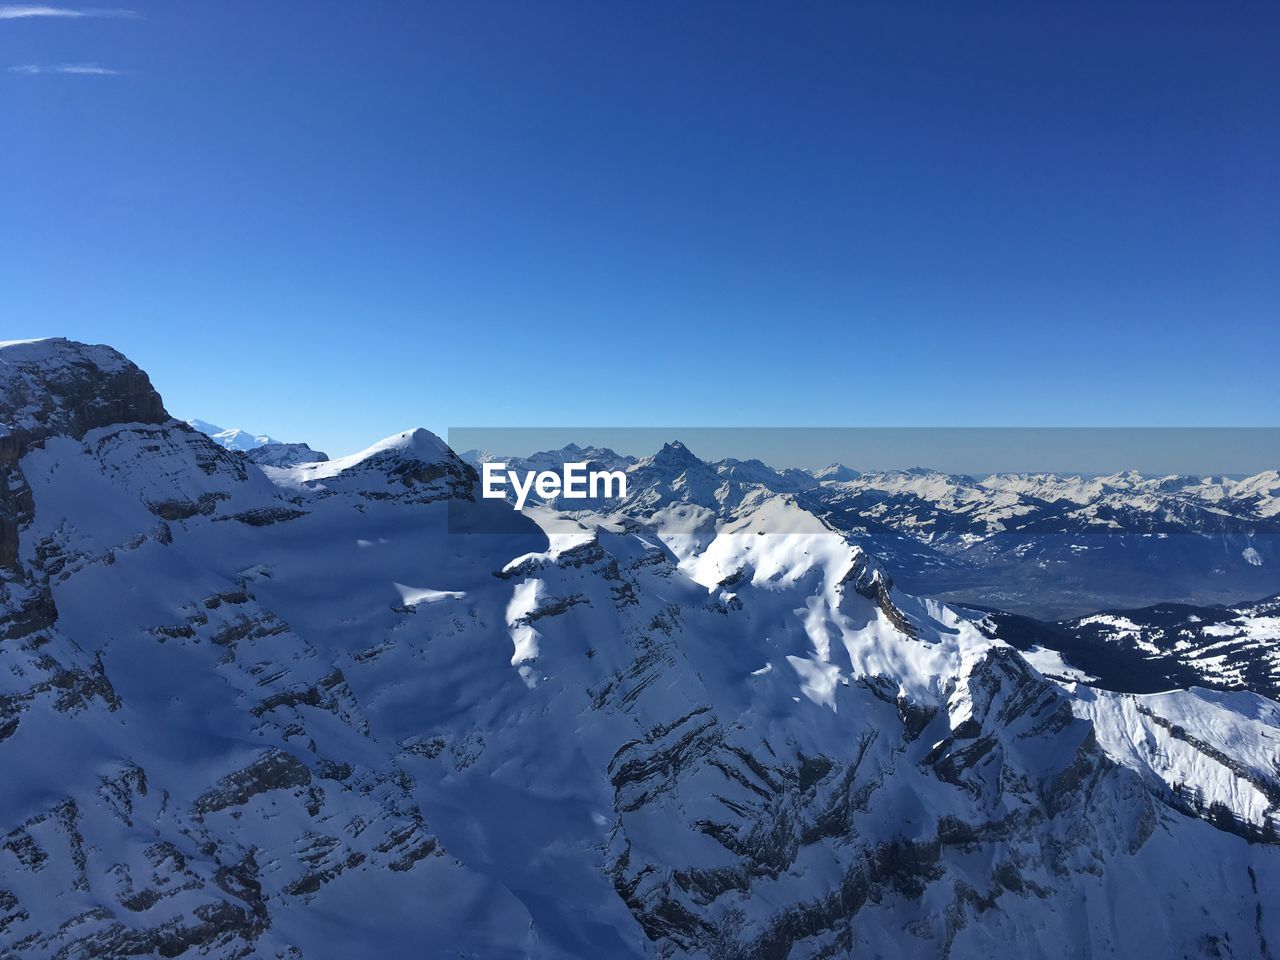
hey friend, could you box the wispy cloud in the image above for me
[9,61,122,74]
[0,5,139,19]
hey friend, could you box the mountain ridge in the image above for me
[2,338,1278,959]
[461,441,1280,616]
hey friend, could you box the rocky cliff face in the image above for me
[1,339,165,574]
[0,338,167,449]
[0,339,174,763]
[2,339,1278,959]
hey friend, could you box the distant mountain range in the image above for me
[187,418,329,467]
[185,418,281,451]
[808,463,1279,618]
[466,441,1280,698]
[460,443,1280,618]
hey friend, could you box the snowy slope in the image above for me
[3,339,1279,960]
[1062,595,1280,698]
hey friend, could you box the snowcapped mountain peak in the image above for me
[369,426,450,458]
[271,427,473,504]
[0,335,131,369]
[710,458,818,495]
[1099,468,1147,487]
[1,336,166,440]
[525,443,633,472]
[464,443,634,473]
[243,442,328,467]
[814,462,861,482]
[185,419,281,451]
[621,440,720,493]
[1231,469,1280,518]
[642,439,704,468]
[714,456,783,484]
[293,427,452,477]
[1238,469,1280,491]
[186,420,328,465]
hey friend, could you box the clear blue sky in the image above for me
[2,2,1277,456]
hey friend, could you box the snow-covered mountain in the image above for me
[976,594,1280,701]
[462,445,1280,617]
[812,463,861,483]
[241,442,329,468]
[1066,594,1280,698]
[186,419,282,451]
[463,442,636,475]
[811,465,1280,548]
[4,338,1280,959]
[187,419,328,467]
